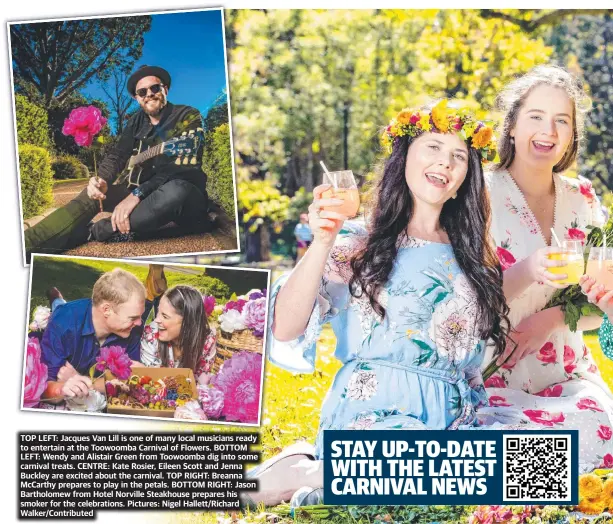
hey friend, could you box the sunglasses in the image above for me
[135,83,165,98]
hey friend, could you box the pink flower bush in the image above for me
[496,247,516,271]
[535,384,563,397]
[95,345,132,380]
[598,425,612,442]
[203,295,216,317]
[197,385,224,419]
[523,409,565,427]
[242,297,266,337]
[174,400,207,421]
[601,453,613,468]
[484,374,506,389]
[212,352,262,424]
[536,342,557,365]
[576,398,604,412]
[23,337,48,408]
[62,106,107,147]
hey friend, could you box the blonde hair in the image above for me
[92,268,146,306]
[496,65,592,173]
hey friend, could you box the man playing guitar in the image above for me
[24,65,211,262]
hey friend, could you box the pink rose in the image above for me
[484,374,506,388]
[598,425,612,441]
[62,106,107,147]
[563,345,576,366]
[564,363,577,374]
[409,113,420,124]
[579,178,595,203]
[588,364,599,374]
[202,295,216,317]
[523,409,565,427]
[174,400,207,421]
[241,297,266,337]
[601,453,613,468]
[197,385,224,419]
[535,384,563,397]
[489,395,512,407]
[536,342,557,365]
[576,398,604,412]
[567,228,586,241]
[496,247,516,271]
[23,337,48,408]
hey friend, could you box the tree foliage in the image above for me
[204,123,236,217]
[14,94,50,148]
[10,16,151,107]
[19,144,54,219]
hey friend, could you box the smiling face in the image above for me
[134,75,168,117]
[404,132,469,208]
[102,294,144,338]
[154,295,183,343]
[511,84,574,171]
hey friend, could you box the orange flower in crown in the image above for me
[381,99,497,164]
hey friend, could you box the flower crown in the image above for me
[381,99,497,164]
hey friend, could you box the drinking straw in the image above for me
[550,228,562,247]
[319,161,337,188]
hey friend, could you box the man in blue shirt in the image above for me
[41,268,146,399]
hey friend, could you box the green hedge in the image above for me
[172,273,231,300]
[204,123,236,217]
[52,155,89,180]
[19,144,54,219]
[15,94,50,149]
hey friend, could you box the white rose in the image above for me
[66,390,107,412]
[29,305,51,331]
[219,309,247,333]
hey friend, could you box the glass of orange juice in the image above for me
[547,240,584,285]
[586,247,613,291]
[321,170,360,220]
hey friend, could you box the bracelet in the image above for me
[131,187,145,200]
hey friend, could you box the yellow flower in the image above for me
[578,496,606,515]
[418,114,432,131]
[602,477,613,508]
[462,121,477,139]
[579,473,603,501]
[431,99,449,132]
[471,126,494,149]
[396,110,413,125]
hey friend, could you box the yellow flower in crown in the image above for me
[396,110,413,125]
[418,114,432,131]
[472,125,494,149]
[431,99,450,132]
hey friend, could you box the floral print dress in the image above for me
[480,170,613,472]
[140,322,217,382]
[267,226,489,458]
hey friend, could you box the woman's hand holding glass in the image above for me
[526,246,575,289]
[308,184,348,249]
[579,275,613,317]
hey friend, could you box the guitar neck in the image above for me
[132,142,165,166]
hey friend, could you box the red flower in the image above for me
[576,398,604,412]
[601,453,613,468]
[536,342,557,365]
[564,363,577,374]
[579,179,595,203]
[62,106,107,147]
[95,345,132,380]
[567,228,586,241]
[484,374,506,388]
[523,409,565,427]
[496,247,516,271]
[453,117,463,131]
[563,345,576,374]
[23,337,48,408]
[489,395,512,407]
[409,113,420,124]
[203,295,216,317]
[598,425,612,441]
[535,384,563,397]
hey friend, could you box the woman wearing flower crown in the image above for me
[478,65,613,472]
[244,100,510,507]
[140,285,217,384]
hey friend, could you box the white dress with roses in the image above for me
[268,225,490,458]
[480,170,613,472]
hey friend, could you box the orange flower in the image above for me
[431,99,450,132]
[579,473,603,501]
[471,126,494,149]
[602,477,613,508]
[578,496,606,515]
[396,111,413,125]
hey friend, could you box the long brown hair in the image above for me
[496,65,591,173]
[158,285,210,372]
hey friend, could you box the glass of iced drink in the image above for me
[321,170,360,221]
[586,247,613,291]
[547,240,584,285]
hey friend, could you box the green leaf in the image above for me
[412,338,435,353]
[419,283,440,297]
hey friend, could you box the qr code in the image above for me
[503,434,571,502]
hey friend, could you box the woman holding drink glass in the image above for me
[478,65,613,472]
[244,100,510,507]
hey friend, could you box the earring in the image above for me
[452,193,457,200]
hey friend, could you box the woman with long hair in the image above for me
[478,65,613,472]
[140,285,216,384]
[246,100,511,507]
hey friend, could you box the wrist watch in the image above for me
[131,187,145,200]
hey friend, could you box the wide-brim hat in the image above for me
[127,65,171,95]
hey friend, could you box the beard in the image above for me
[141,95,167,117]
